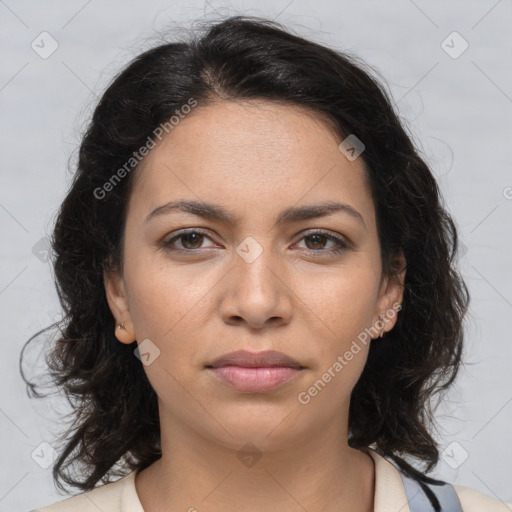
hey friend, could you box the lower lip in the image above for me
[208,366,303,392]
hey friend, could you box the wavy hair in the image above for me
[20,15,469,511]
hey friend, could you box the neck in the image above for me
[135,410,375,512]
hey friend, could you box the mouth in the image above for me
[205,350,306,392]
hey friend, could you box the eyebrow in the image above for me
[144,199,366,229]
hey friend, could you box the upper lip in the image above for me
[206,350,304,369]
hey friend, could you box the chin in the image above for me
[203,402,309,448]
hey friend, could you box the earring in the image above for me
[117,323,125,331]
[378,314,385,339]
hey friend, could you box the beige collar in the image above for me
[365,446,411,512]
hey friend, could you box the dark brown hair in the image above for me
[20,15,469,511]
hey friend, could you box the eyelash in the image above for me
[161,228,349,257]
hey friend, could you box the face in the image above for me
[104,100,405,453]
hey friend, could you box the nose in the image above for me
[220,244,293,331]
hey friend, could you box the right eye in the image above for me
[162,229,217,251]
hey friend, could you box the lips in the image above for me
[205,350,306,392]
[206,350,304,369]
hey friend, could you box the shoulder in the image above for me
[454,484,512,512]
[29,472,135,512]
[365,446,511,512]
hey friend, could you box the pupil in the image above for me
[308,234,325,249]
[184,233,202,249]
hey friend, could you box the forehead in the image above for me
[127,100,374,226]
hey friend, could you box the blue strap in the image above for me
[398,470,463,511]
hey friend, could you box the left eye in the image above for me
[162,229,348,254]
[296,232,347,253]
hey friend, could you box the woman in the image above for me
[22,15,511,512]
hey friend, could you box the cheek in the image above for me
[122,257,213,405]
[124,244,200,328]
[295,259,381,342]
[123,249,222,368]
[295,268,377,410]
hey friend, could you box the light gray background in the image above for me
[1,1,511,510]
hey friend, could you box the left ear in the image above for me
[373,251,406,335]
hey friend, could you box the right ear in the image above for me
[103,268,136,344]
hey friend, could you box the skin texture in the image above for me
[104,99,406,512]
